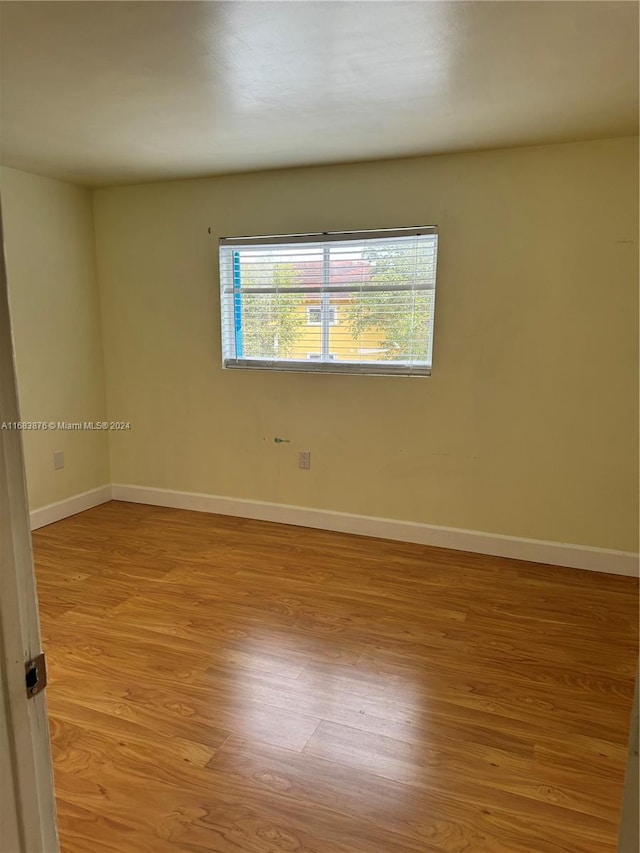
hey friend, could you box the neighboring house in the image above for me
[235,254,435,365]
[289,259,388,362]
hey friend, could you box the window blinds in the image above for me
[219,227,438,376]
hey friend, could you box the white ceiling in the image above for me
[0,1,637,187]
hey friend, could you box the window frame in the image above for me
[307,352,337,361]
[306,305,338,327]
[219,226,438,377]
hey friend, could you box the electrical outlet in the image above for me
[53,451,64,470]
[298,451,311,470]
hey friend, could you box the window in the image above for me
[219,226,438,376]
[307,306,338,326]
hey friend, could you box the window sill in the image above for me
[223,358,431,377]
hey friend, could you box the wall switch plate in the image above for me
[53,451,64,470]
[298,451,311,470]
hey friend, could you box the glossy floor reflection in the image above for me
[33,501,638,853]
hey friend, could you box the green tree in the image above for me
[344,245,435,361]
[241,262,305,359]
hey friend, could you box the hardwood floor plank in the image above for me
[207,736,613,853]
[54,801,181,853]
[32,500,638,853]
[50,677,231,751]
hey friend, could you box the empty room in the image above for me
[0,2,638,852]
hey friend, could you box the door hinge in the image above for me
[25,652,47,699]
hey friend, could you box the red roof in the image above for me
[295,260,372,292]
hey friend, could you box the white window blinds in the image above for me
[219,226,438,376]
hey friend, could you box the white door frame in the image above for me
[0,202,59,850]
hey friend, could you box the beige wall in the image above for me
[6,140,604,550]
[1,168,110,510]
[92,137,635,552]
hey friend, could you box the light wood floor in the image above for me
[33,501,638,853]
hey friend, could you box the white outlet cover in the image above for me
[298,451,311,470]
[53,451,64,470]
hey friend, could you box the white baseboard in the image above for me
[28,482,639,577]
[111,483,639,577]
[29,485,112,531]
